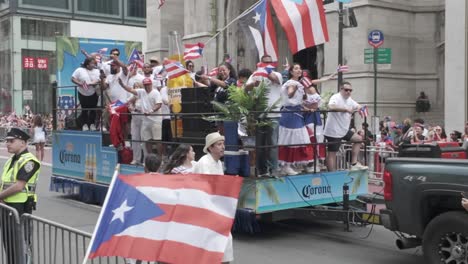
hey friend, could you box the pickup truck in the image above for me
[380,157,468,264]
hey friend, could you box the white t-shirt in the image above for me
[323,93,359,138]
[192,154,224,175]
[136,88,162,122]
[159,87,171,120]
[71,67,100,96]
[106,72,130,103]
[246,71,283,117]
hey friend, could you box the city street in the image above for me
[0,145,425,264]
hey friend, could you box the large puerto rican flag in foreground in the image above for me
[271,0,329,54]
[85,171,243,264]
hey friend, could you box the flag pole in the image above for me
[204,0,263,46]
[82,164,120,264]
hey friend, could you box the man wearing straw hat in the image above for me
[0,128,41,263]
[193,132,233,263]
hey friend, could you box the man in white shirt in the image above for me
[245,55,282,177]
[118,77,162,159]
[323,82,368,172]
[192,132,233,264]
[157,82,172,160]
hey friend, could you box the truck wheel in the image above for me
[422,211,468,264]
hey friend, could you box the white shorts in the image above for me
[222,233,234,262]
[141,118,162,141]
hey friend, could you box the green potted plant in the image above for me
[204,81,280,148]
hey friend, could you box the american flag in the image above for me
[158,0,165,9]
[85,172,243,264]
[163,59,190,79]
[337,65,349,72]
[359,105,369,118]
[183,43,204,61]
[271,0,329,54]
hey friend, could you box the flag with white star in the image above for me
[85,172,243,264]
[239,0,279,62]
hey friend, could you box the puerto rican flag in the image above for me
[271,0,329,54]
[85,172,243,264]
[163,59,190,79]
[239,0,279,62]
[337,64,349,72]
[107,100,125,115]
[183,43,204,61]
[359,105,369,118]
[252,62,277,78]
[127,48,144,68]
[208,67,219,77]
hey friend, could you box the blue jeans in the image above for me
[256,118,279,175]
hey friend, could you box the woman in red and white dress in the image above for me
[278,64,313,175]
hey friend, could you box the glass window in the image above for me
[127,0,146,18]
[0,0,9,11]
[21,19,69,41]
[77,0,120,16]
[0,18,9,39]
[21,0,68,9]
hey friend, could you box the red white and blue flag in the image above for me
[252,62,277,78]
[183,42,205,61]
[271,0,329,54]
[239,0,279,62]
[163,59,190,79]
[359,105,369,118]
[127,48,144,68]
[158,0,165,9]
[208,67,219,77]
[107,100,125,115]
[337,65,349,72]
[85,172,243,264]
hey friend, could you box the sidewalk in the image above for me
[0,143,52,165]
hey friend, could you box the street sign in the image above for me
[23,90,33,100]
[368,30,384,48]
[364,48,392,64]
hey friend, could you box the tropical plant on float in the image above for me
[203,81,281,138]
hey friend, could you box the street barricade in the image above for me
[0,203,26,264]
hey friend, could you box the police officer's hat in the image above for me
[5,128,30,141]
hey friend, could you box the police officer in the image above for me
[1,128,40,263]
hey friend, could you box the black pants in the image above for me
[1,202,31,264]
[78,92,99,127]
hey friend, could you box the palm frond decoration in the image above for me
[203,81,280,136]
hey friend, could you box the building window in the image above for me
[127,0,146,18]
[21,0,68,9]
[21,19,69,41]
[77,0,120,16]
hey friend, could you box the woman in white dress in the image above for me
[31,115,46,162]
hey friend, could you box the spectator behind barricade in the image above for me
[416,91,431,113]
[433,125,447,142]
[192,132,234,264]
[144,153,162,173]
[463,122,468,142]
[450,130,462,144]
[118,77,162,160]
[323,81,368,172]
[277,63,313,175]
[202,62,237,104]
[163,144,196,174]
[410,123,425,144]
[402,118,412,134]
[71,57,101,131]
[377,130,395,162]
[237,68,252,88]
[245,55,283,176]
[392,124,404,149]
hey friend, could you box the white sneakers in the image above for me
[282,166,298,175]
[350,162,368,171]
[82,125,89,131]
[89,124,96,131]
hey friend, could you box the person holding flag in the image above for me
[245,55,282,177]
[323,81,368,172]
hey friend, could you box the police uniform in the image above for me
[1,128,40,215]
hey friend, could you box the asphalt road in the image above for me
[0,158,426,264]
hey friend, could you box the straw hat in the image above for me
[203,132,225,153]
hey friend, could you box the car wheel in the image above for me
[422,211,468,264]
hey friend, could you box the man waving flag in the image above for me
[84,171,243,264]
[239,0,278,62]
[271,0,329,54]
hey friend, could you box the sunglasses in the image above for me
[111,53,120,56]
[342,88,353,92]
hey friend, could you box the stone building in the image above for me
[147,0,468,132]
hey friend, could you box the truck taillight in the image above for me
[383,170,393,201]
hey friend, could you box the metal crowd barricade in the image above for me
[0,203,26,264]
[0,127,7,142]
